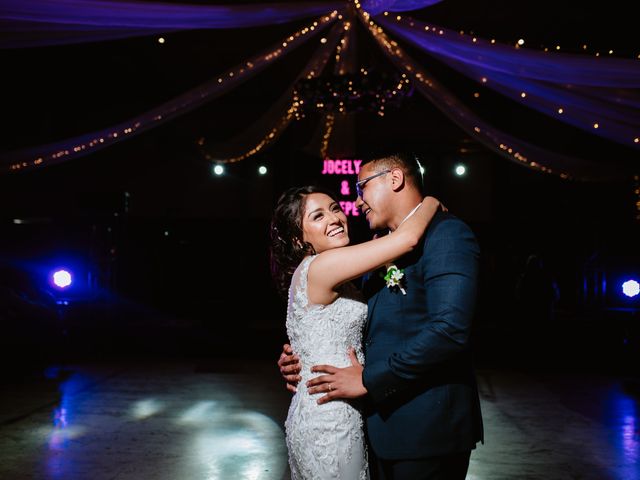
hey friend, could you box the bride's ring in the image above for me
[328,384,334,392]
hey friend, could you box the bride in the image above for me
[269,185,440,478]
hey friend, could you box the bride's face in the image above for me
[301,193,349,254]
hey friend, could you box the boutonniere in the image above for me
[382,264,406,295]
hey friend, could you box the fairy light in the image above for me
[357,12,570,179]
[203,102,299,164]
[320,114,335,159]
[196,14,345,166]
[6,12,340,173]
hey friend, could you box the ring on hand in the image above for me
[329,384,334,392]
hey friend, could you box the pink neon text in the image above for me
[340,201,360,216]
[321,159,362,175]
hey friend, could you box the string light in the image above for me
[294,70,410,117]
[360,12,569,179]
[196,15,344,165]
[6,12,340,173]
[202,101,300,164]
[320,114,335,159]
[8,5,631,180]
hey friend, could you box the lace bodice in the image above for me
[287,255,367,385]
[284,255,369,479]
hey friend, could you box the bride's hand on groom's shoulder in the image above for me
[278,343,301,393]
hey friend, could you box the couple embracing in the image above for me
[269,151,483,479]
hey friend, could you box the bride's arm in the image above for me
[308,196,440,303]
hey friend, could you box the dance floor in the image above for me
[1,353,638,480]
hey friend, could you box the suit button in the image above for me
[365,340,372,347]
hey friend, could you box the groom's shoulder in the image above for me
[423,212,479,255]
[428,211,474,238]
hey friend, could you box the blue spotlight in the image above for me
[51,269,72,289]
[622,279,639,298]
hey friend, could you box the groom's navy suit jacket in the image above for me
[361,211,484,459]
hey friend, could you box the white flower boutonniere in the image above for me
[383,264,406,295]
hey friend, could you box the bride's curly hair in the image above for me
[269,185,341,299]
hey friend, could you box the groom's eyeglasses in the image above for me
[355,169,391,198]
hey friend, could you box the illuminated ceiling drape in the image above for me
[0,0,638,180]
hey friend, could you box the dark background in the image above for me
[0,0,638,374]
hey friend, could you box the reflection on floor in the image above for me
[1,359,638,479]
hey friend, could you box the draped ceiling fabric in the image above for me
[0,0,345,47]
[0,0,638,181]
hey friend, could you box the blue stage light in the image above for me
[622,279,639,298]
[52,269,72,289]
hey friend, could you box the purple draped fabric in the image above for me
[378,16,640,150]
[441,57,640,147]
[378,16,640,87]
[1,1,636,177]
[0,0,343,47]
[363,16,632,181]
[0,13,337,173]
[361,0,442,15]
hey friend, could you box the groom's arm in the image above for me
[362,218,480,405]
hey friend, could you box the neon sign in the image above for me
[322,159,361,216]
[321,159,362,175]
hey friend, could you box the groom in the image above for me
[278,151,483,479]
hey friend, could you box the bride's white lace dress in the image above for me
[285,255,369,479]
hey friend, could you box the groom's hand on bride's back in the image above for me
[278,343,301,393]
